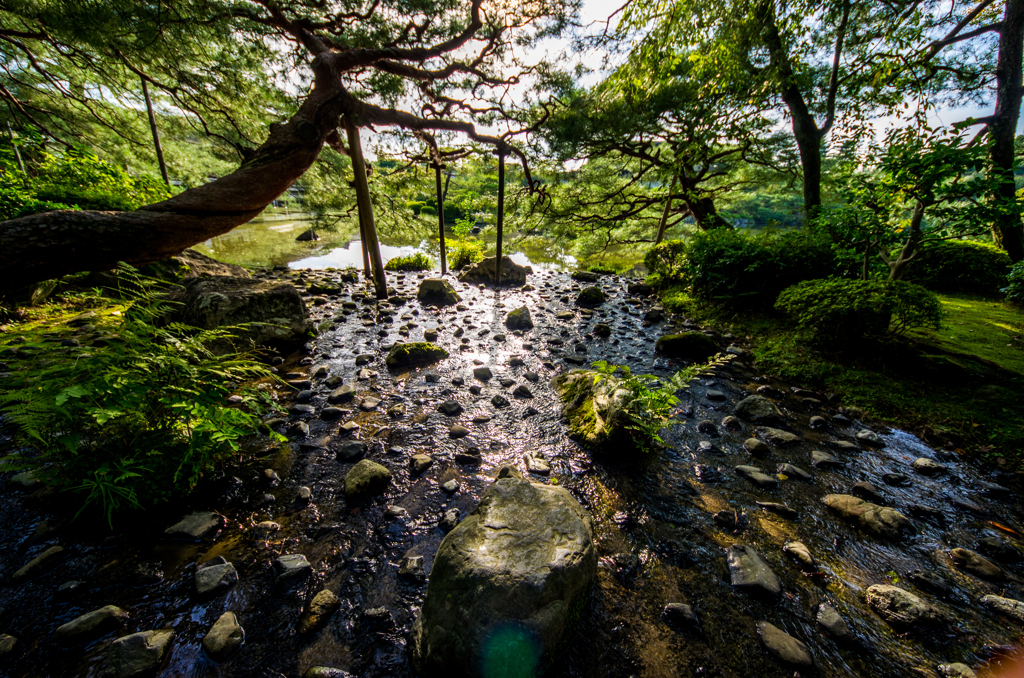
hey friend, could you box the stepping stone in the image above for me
[473,366,492,381]
[816,603,853,641]
[410,454,434,475]
[866,585,942,628]
[165,512,224,541]
[775,463,811,481]
[298,590,341,634]
[949,548,1003,580]
[744,438,771,456]
[756,621,814,669]
[360,397,381,411]
[782,541,815,570]
[344,460,392,497]
[274,554,312,585]
[450,425,469,439]
[981,594,1024,622]
[734,465,778,489]
[662,603,699,629]
[202,612,244,662]
[811,450,843,469]
[55,605,128,643]
[328,384,356,403]
[107,630,175,678]
[11,545,64,583]
[195,557,238,596]
[851,481,883,503]
[824,494,913,539]
[399,557,426,582]
[758,502,798,520]
[912,457,945,475]
[725,544,780,598]
[337,440,367,461]
[757,427,801,446]
[438,401,464,416]
[856,429,885,447]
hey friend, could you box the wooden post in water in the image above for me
[495,148,506,285]
[141,77,169,186]
[345,116,388,299]
[435,163,447,274]
[655,174,678,245]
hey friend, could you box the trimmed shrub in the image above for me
[902,240,1011,295]
[685,229,838,304]
[644,240,689,286]
[775,278,944,346]
[447,239,485,270]
[384,252,434,272]
[1004,262,1024,305]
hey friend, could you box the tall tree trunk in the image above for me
[495,149,505,285]
[435,164,447,274]
[655,175,678,244]
[345,117,387,299]
[988,0,1024,262]
[141,77,169,186]
[0,53,353,294]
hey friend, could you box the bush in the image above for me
[447,239,486,269]
[775,278,944,346]
[384,252,434,271]
[1004,262,1024,305]
[902,240,1012,295]
[644,239,689,286]
[684,229,838,304]
[0,268,282,525]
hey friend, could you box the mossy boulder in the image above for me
[385,342,448,369]
[344,459,392,497]
[576,286,606,306]
[410,469,596,676]
[505,306,534,330]
[553,370,632,448]
[417,279,461,306]
[655,332,718,362]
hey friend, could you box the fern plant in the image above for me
[591,356,731,453]
[0,266,284,525]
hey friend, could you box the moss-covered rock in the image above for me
[576,286,606,306]
[416,278,461,306]
[385,342,448,369]
[505,305,534,330]
[410,471,596,676]
[553,370,631,448]
[655,332,719,362]
[344,459,392,497]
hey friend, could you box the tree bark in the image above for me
[495,149,505,285]
[655,175,677,244]
[0,53,353,294]
[345,116,387,298]
[988,0,1024,262]
[435,163,447,274]
[141,77,169,186]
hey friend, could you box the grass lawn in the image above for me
[907,294,1024,376]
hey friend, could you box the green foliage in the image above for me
[683,229,839,304]
[903,240,1012,295]
[0,146,171,219]
[447,238,486,270]
[590,358,730,453]
[0,267,283,525]
[1004,262,1024,305]
[644,240,690,286]
[775,278,944,346]
[384,252,434,271]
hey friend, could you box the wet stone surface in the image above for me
[1,267,1024,677]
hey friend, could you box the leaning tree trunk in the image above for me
[0,53,353,294]
[345,116,387,299]
[988,0,1024,263]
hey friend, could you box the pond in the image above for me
[190,212,591,272]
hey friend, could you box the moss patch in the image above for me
[658,286,1024,468]
[385,342,448,369]
[655,332,718,362]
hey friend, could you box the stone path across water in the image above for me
[0,266,1022,678]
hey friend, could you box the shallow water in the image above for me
[1,269,1022,678]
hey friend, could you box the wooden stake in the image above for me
[141,77,169,186]
[655,174,678,245]
[435,163,447,274]
[345,117,387,299]
[496,149,505,285]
